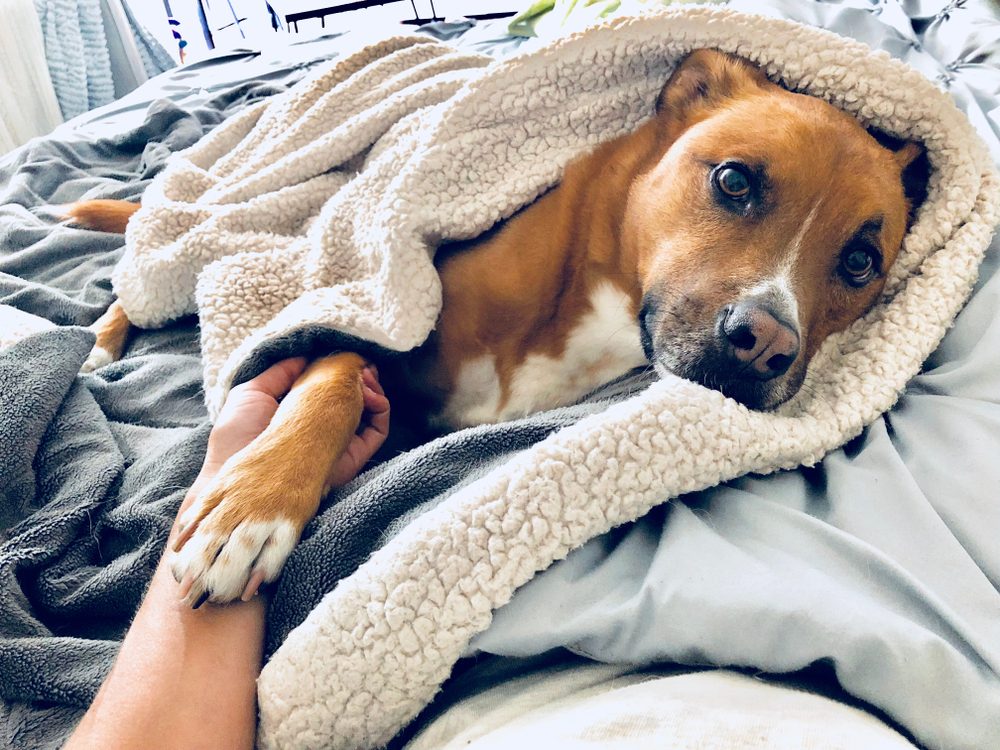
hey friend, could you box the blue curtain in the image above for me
[34,0,115,119]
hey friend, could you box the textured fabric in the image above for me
[0,325,208,749]
[471,5,1000,750]
[265,366,653,655]
[246,9,999,748]
[1,6,999,750]
[405,662,918,750]
[0,33,653,747]
[33,0,116,120]
[0,67,294,748]
[112,36,493,417]
[0,305,54,350]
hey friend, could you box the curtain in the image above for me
[120,0,176,79]
[32,0,175,122]
[33,0,116,119]
[0,0,63,154]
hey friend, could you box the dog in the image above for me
[68,50,924,606]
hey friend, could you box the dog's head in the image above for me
[626,50,925,409]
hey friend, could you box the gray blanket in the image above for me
[0,316,646,747]
[0,74,279,749]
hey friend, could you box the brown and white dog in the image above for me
[70,50,923,606]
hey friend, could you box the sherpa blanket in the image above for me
[101,5,1000,750]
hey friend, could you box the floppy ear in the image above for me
[656,49,770,118]
[868,128,929,221]
[868,128,924,169]
[900,144,930,225]
[893,141,923,170]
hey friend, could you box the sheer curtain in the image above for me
[0,0,175,156]
[0,0,62,155]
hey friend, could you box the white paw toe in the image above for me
[80,346,113,373]
[171,517,298,606]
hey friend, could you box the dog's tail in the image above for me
[65,199,141,234]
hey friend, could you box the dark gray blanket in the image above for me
[0,317,646,747]
[0,72,283,749]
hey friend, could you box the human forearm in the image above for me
[65,359,389,750]
[66,471,265,750]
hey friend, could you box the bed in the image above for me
[1,1,998,748]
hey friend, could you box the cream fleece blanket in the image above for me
[108,7,999,750]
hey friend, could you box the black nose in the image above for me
[718,302,800,380]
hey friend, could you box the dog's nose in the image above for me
[719,302,800,379]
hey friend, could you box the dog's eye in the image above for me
[713,164,752,200]
[840,244,878,286]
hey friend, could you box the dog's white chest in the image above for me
[440,283,647,428]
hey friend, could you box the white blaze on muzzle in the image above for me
[742,274,800,333]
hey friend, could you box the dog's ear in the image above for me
[869,128,930,222]
[868,128,924,169]
[656,49,769,118]
[899,144,930,225]
[893,141,923,170]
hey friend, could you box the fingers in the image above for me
[361,367,390,422]
[355,419,388,457]
[239,357,308,401]
[322,366,391,490]
[359,366,390,449]
[345,407,390,473]
[361,364,383,394]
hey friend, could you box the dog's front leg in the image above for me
[171,352,369,606]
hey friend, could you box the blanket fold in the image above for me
[113,36,493,411]
[0,328,121,702]
[1,5,998,749]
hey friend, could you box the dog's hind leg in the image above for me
[64,200,139,372]
[81,300,132,372]
[169,352,376,606]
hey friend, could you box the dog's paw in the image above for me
[80,345,114,373]
[170,454,316,606]
[171,515,299,606]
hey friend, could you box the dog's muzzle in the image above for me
[716,301,800,380]
[640,293,803,410]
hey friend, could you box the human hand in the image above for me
[325,365,391,488]
[198,356,390,489]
